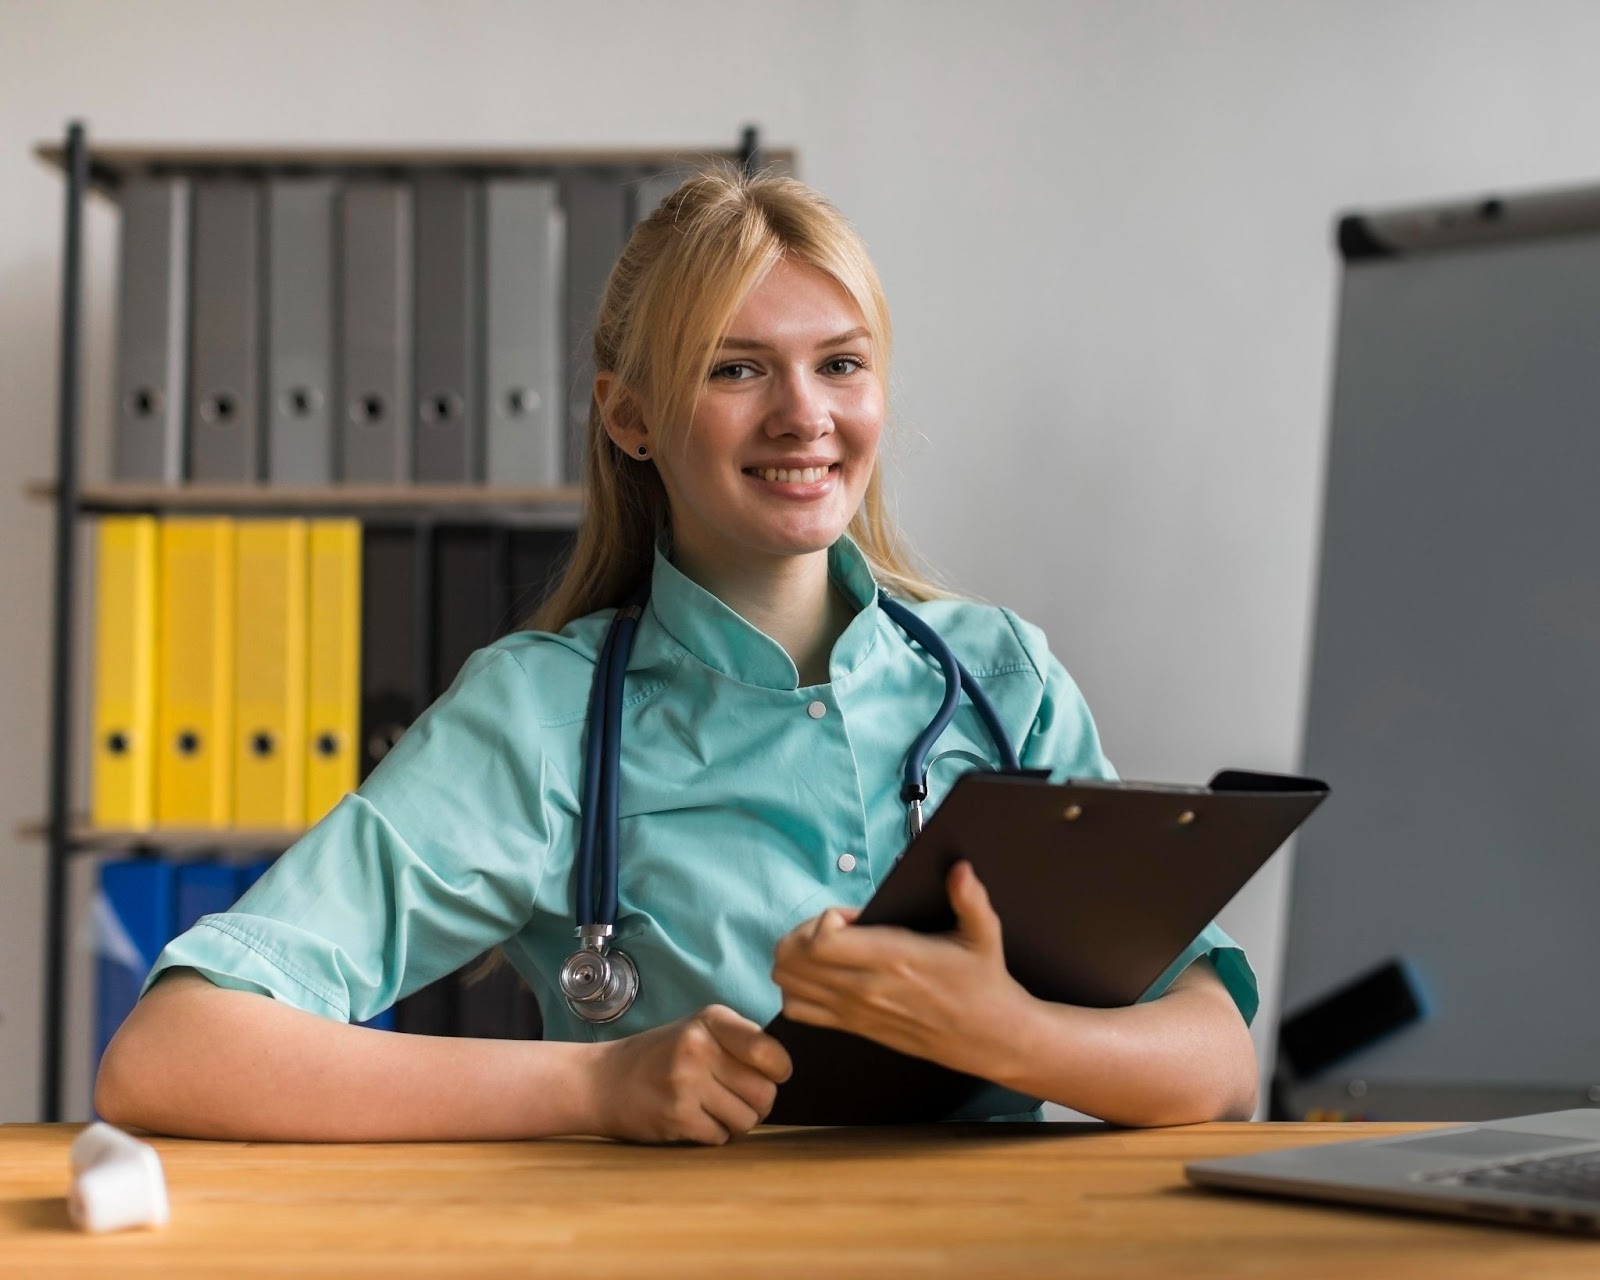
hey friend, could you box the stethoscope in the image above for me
[557,581,1032,1024]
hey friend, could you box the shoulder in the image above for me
[890,594,1052,685]
[447,610,618,726]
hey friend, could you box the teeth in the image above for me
[756,466,829,484]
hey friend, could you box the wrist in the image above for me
[566,1039,614,1138]
[982,987,1068,1094]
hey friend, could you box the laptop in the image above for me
[1186,1110,1600,1234]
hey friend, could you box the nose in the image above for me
[766,367,833,440]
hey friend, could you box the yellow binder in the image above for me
[155,518,236,827]
[91,517,159,829]
[233,520,308,827]
[304,520,361,826]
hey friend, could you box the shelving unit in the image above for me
[30,119,785,1121]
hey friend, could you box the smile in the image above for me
[741,464,839,484]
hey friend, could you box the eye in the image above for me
[710,361,758,381]
[823,355,868,376]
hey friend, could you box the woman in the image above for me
[97,168,1258,1144]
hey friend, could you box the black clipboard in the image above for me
[764,769,1329,1125]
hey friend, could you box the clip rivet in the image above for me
[1062,804,1082,821]
[1177,810,1196,825]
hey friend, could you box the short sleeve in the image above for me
[1003,609,1259,1026]
[140,647,554,1023]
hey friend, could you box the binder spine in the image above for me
[233,520,308,827]
[486,180,564,487]
[266,180,337,484]
[339,183,413,483]
[155,519,236,826]
[305,520,361,826]
[188,182,263,482]
[412,179,482,484]
[112,180,190,483]
[90,517,159,829]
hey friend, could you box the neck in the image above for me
[671,539,854,686]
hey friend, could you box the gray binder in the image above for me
[560,172,630,484]
[412,179,481,484]
[265,179,336,485]
[339,182,412,484]
[187,181,262,482]
[112,178,190,483]
[485,180,564,487]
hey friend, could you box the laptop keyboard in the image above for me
[1423,1149,1600,1201]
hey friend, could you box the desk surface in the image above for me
[4,1120,1597,1277]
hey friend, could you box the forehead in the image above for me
[722,258,868,345]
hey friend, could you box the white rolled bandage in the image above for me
[68,1122,170,1233]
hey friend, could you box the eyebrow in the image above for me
[717,327,871,351]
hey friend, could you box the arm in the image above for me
[772,861,1258,1127]
[98,970,793,1144]
[96,969,602,1142]
[986,958,1258,1126]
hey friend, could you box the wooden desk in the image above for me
[3,1120,1595,1277]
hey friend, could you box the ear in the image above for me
[595,372,650,457]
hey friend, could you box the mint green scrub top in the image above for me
[143,533,1258,1118]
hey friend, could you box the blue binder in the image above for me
[95,858,177,1079]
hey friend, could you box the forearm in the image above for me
[96,970,602,1142]
[986,985,1259,1127]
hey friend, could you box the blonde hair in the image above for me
[526,162,949,635]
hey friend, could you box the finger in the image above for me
[701,1077,763,1139]
[808,906,852,940]
[771,969,848,1014]
[780,994,842,1029]
[807,921,918,971]
[702,1008,793,1082]
[948,860,1004,951]
[709,1053,781,1121]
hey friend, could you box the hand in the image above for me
[590,1005,793,1145]
[770,860,1034,1080]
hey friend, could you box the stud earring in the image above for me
[636,445,649,458]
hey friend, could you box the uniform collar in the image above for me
[647,531,883,690]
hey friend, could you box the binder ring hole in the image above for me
[421,392,464,425]
[176,730,201,756]
[1062,804,1083,821]
[284,386,322,418]
[1177,810,1196,825]
[315,732,340,758]
[350,394,386,425]
[251,732,275,758]
[200,393,237,424]
[106,731,129,756]
[127,388,162,418]
[506,387,540,417]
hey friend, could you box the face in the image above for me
[623,257,884,578]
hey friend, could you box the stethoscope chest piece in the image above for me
[560,925,639,1023]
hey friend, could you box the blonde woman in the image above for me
[97,169,1258,1144]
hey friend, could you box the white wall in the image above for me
[5,0,1600,1123]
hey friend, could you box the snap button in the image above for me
[807,700,827,719]
[837,853,857,873]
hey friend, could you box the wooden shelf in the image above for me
[34,141,796,197]
[18,819,303,853]
[26,480,584,522]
